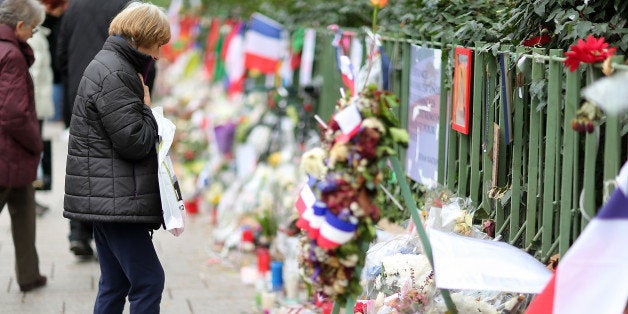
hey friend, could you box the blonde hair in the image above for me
[108,2,170,48]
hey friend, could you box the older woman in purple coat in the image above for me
[0,0,47,292]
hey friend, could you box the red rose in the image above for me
[356,127,381,159]
[321,180,357,214]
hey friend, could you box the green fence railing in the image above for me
[315,32,627,261]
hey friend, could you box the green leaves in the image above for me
[534,2,547,16]
[180,0,625,59]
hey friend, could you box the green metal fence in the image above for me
[315,32,627,261]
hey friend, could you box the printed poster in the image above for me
[406,45,441,187]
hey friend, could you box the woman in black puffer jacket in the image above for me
[63,3,170,313]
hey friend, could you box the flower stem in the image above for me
[372,7,378,34]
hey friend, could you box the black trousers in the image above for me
[69,219,93,241]
[93,222,164,314]
[0,185,42,286]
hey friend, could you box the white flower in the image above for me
[350,202,365,217]
[380,254,432,291]
[339,254,359,267]
[300,147,328,179]
[362,117,386,133]
[450,293,498,314]
[323,285,335,296]
[375,292,385,308]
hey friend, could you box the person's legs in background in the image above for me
[62,83,72,129]
[0,185,47,292]
[69,220,94,257]
[34,120,50,216]
[51,83,63,122]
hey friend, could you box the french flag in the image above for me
[222,22,246,95]
[526,162,628,314]
[306,201,327,239]
[339,55,356,97]
[203,18,221,79]
[295,184,316,233]
[317,212,358,250]
[333,103,362,144]
[244,13,286,74]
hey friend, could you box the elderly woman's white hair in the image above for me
[0,0,45,29]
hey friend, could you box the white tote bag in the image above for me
[153,107,186,236]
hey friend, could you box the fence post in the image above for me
[398,41,411,169]
[483,54,497,219]
[469,43,485,205]
[582,67,598,230]
[540,49,563,259]
[509,46,527,244]
[438,46,450,185]
[559,62,581,256]
[317,32,343,120]
[525,48,546,249]
[446,48,459,191]
[602,56,625,190]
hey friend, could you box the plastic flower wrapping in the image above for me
[296,84,409,306]
[357,186,531,314]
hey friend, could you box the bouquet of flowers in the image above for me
[296,84,409,306]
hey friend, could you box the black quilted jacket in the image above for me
[63,36,162,226]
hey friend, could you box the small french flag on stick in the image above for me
[295,184,316,233]
[333,103,362,144]
[339,55,355,97]
[244,13,286,74]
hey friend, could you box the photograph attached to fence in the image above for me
[451,47,473,134]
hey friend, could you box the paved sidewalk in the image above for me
[0,121,256,314]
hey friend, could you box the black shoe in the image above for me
[70,240,93,257]
[20,275,47,292]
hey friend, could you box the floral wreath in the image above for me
[296,84,409,305]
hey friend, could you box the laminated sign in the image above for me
[153,107,186,236]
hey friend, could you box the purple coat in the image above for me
[0,24,43,187]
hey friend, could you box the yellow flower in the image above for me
[206,183,223,205]
[328,143,349,168]
[370,0,388,8]
[268,152,282,167]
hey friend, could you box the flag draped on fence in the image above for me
[526,162,628,314]
[203,18,221,79]
[244,13,286,74]
[222,22,246,95]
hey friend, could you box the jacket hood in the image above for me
[103,35,153,79]
[0,24,34,66]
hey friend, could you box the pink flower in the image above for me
[564,35,616,72]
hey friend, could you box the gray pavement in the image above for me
[0,121,257,314]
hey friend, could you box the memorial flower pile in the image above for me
[296,84,409,306]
